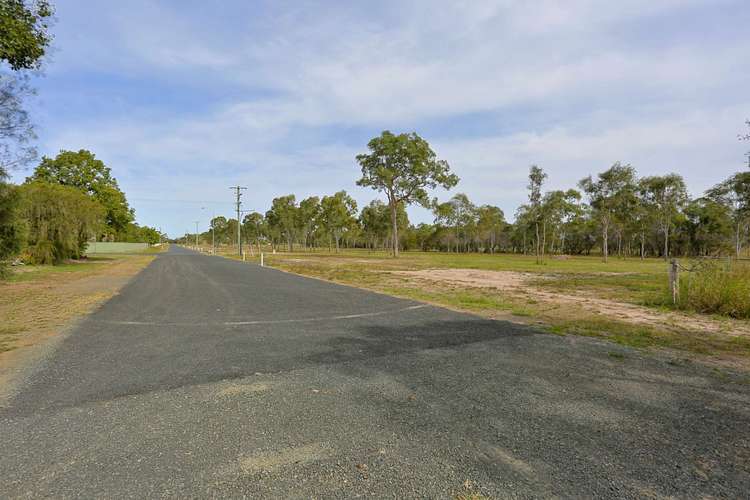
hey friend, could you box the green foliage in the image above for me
[265,194,298,251]
[0,0,53,70]
[356,131,458,255]
[118,223,162,244]
[671,260,750,319]
[579,162,637,262]
[0,177,24,277]
[28,149,134,237]
[319,190,357,251]
[19,181,105,264]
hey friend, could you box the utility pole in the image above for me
[194,221,200,249]
[230,185,247,256]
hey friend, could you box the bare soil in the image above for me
[390,268,750,339]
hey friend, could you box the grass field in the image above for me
[212,246,750,368]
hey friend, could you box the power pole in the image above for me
[194,221,200,249]
[230,185,247,256]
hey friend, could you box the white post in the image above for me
[242,250,246,262]
[260,253,264,267]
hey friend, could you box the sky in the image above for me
[10,0,750,237]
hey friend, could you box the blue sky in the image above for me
[11,0,750,237]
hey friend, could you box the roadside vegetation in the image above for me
[0,2,163,278]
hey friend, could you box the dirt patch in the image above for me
[239,442,332,474]
[218,382,270,396]
[390,268,750,339]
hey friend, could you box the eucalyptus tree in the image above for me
[541,189,581,255]
[0,0,54,272]
[242,212,265,253]
[639,173,688,260]
[360,200,390,250]
[476,205,505,253]
[320,191,357,252]
[527,165,547,263]
[0,0,54,175]
[297,196,321,250]
[706,171,750,257]
[356,131,458,256]
[683,197,733,256]
[579,162,637,262]
[265,195,298,251]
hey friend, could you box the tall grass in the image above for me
[674,260,750,318]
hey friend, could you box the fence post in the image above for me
[669,259,679,305]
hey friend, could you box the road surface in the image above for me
[1,246,749,498]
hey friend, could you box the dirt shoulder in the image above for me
[0,254,157,403]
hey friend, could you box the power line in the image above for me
[229,186,247,256]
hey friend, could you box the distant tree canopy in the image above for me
[0,0,53,70]
[28,150,135,237]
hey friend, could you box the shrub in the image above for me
[0,180,26,278]
[19,181,105,264]
[673,260,750,318]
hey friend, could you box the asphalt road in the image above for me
[1,246,749,498]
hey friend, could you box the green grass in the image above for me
[669,260,750,318]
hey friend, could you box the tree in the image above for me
[0,72,37,174]
[476,205,505,253]
[209,216,228,244]
[297,196,320,250]
[0,0,53,71]
[356,131,458,256]
[541,189,581,255]
[741,120,750,168]
[320,191,357,252]
[527,165,547,263]
[242,212,265,253]
[19,181,105,263]
[265,195,297,251]
[360,200,390,250]
[28,150,134,237]
[579,162,637,262]
[683,197,733,256]
[706,171,750,257]
[0,176,23,276]
[639,174,688,260]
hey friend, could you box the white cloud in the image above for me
[31,0,750,234]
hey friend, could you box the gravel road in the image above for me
[1,246,748,498]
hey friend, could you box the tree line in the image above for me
[2,149,163,268]
[0,2,161,274]
[187,130,749,262]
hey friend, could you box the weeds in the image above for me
[670,260,750,319]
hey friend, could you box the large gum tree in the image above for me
[356,131,458,257]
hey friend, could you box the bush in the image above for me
[0,180,26,278]
[19,181,105,264]
[673,260,750,318]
